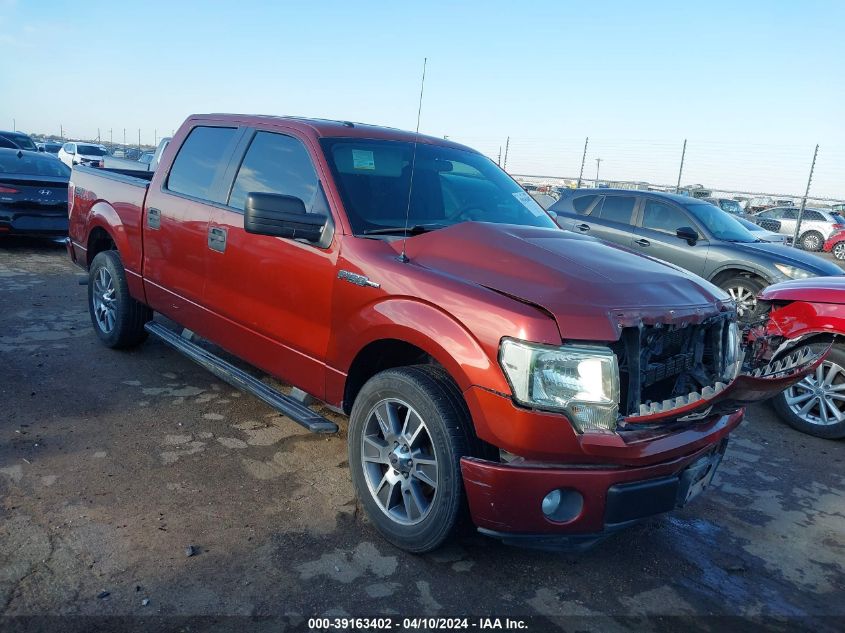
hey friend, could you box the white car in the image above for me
[58,142,108,168]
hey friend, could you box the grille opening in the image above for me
[612,314,733,417]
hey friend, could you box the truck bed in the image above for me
[68,165,151,285]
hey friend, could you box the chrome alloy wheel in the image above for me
[783,360,845,426]
[361,398,438,526]
[92,267,117,333]
[727,285,757,318]
[833,242,845,260]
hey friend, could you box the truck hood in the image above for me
[759,275,845,304]
[727,240,844,276]
[399,222,732,341]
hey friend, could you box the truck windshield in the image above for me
[684,202,758,243]
[77,145,107,156]
[320,138,556,235]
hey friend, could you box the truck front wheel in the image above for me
[348,365,472,553]
[88,250,151,349]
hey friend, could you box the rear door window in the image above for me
[166,126,238,202]
[641,200,692,235]
[227,131,328,215]
[595,196,636,224]
[801,210,824,221]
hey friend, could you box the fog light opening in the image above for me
[541,488,584,523]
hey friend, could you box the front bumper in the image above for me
[460,416,738,547]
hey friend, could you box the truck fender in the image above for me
[329,298,508,406]
[85,202,145,300]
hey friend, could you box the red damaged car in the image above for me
[66,114,825,551]
[823,230,845,261]
[753,277,845,438]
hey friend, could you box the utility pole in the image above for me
[792,144,820,249]
[675,139,687,193]
[595,158,602,188]
[577,136,589,188]
[138,128,141,152]
[109,129,113,149]
[97,128,101,142]
[503,136,510,170]
[60,124,63,139]
[497,146,502,166]
[123,128,126,150]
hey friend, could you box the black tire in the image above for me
[799,230,824,252]
[88,250,151,349]
[348,365,472,553]
[833,241,845,261]
[772,344,845,439]
[718,274,765,323]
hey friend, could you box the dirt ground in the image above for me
[1,239,843,632]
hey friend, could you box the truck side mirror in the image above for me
[244,192,327,243]
[676,226,699,245]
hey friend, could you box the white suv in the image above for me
[58,142,108,168]
[756,206,845,251]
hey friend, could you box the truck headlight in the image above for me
[774,263,813,279]
[499,339,620,433]
[722,321,743,381]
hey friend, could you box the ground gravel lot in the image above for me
[1,239,843,631]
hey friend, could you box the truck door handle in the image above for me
[208,226,227,253]
[147,207,161,230]
[635,238,650,247]
[576,223,590,232]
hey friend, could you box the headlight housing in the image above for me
[774,263,813,279]
[499,339,620,433]
[722,320,743,381]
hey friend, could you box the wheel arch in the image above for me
[709,266,770,288]
[332,299,507,414]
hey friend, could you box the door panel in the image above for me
[142,125,242,328]
[582,195,637,247]
[202,128,338,400]
[632,199,709,277]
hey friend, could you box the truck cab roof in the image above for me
[189,113,477,153]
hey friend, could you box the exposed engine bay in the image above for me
[610,310,832,425]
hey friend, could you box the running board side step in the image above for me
[144,322,338,434]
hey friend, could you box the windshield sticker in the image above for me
[512,190,544,216]
[352,149,376,170]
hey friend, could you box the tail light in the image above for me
[832,223,845,230]
[68,181,75,217]
[0,186,20,194]
[97,160,104,168]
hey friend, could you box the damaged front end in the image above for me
[610,310,831,427]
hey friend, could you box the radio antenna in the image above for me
[398,57,427,264]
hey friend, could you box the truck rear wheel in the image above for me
[348,365,471,553]
[88,250,151,349]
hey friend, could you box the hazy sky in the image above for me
[1,0,843,198]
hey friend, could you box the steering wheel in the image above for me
[447,203,487,223]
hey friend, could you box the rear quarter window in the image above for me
[166,126,238,202]
[572,194,598,214]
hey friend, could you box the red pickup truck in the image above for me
[66,114,823,552]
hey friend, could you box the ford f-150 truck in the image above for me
[66,114,825,552]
